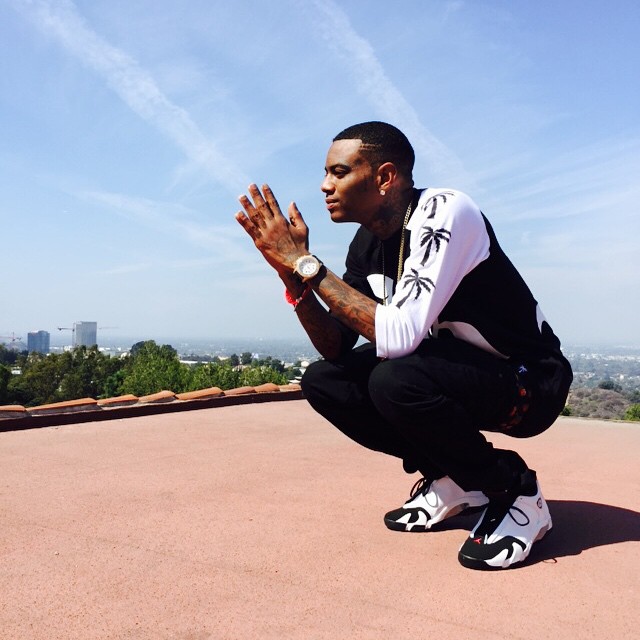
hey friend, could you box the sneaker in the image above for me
[458,470,552,570]
[384,476,489,532]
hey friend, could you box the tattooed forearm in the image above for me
[313,269,377,343]
[278,270,345,360]
[295,295,345,361]
[281,268,377,359]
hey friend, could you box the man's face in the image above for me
[321,139,380,224]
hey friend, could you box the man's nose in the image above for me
[321,175,334,194]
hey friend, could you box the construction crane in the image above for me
[0,332,23,345]
[57,326,75,334]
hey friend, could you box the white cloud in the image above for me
[487,137,640,227]
[12,0,249,190]
[306,0,469,185]
[77,189,250,259]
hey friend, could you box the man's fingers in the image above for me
[239,184,286,229]
[261,184,283,218]
[246,183,280,220]
[288,201,309,250]
[288,201,307,228]
[238,192,266,228]
[247,183,269,215]
[235,211,261,238]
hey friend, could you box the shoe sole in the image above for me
[458,523,553,570]
[384,502,487,532]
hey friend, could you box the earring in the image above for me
[380,189,385,196]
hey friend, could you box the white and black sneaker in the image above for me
[458,469,552,570]
[384,476,489,532]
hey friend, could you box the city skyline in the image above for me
[1,1,639,346]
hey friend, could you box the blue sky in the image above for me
[1,0,638,347]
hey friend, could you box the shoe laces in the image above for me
[409,476,432,499]
[475,501,531,538]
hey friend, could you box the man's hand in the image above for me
[234,182,378,357]
[235,183,309,277]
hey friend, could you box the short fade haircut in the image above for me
[333,121,415,177]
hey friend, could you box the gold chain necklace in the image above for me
[382,197,414,305]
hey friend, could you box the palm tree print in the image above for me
[420,226,451,265]
[395,268,436,307]
[421,191,455,218]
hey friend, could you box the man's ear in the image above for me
[376,162,398,193]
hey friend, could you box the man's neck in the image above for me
[365,187,415,240]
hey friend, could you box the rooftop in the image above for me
[1,398,638,639]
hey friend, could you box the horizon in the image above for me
[1,1,638,345]
[4,332,640,355]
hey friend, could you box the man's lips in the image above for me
[325,200,338,211]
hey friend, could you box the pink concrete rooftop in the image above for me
[1,394,638,638]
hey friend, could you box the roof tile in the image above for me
[176,387,224,401]
[98,394,140,408]
[28,398,99,416]
[222,386,256,396]
[254,382,281,393]
[138,390,177,404]
[0,405,28,419]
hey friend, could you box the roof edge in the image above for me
[0,385,303,433]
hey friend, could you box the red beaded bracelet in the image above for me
[285,284,312,309]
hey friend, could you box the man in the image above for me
[235,121,572,570]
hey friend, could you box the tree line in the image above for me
[3,342,639,420]
[0,341,301,407]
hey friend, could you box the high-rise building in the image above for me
[27,330,50,354]
[74,321,98,347]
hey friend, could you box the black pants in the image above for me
[301,339,571,493]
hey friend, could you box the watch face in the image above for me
[301,260,318,275]
[297,256,319,277]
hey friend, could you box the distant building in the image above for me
[74,321,98,347]
[27,330,50,354]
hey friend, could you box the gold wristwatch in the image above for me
[293,255,323,281]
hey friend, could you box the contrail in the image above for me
[12,0,249,189]
[308,0,469,185]
[79,189,248,257]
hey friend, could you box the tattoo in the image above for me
[295,298,344,361]
[365,189,411,240]
[314,270,377,343]
[368,208,403,239]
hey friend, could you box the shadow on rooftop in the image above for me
[431,499,640,569]
[533,500,640,563]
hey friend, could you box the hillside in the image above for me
[565,387,636,420]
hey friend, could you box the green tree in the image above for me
[598,379,621,392]
[288,367,302,379]
[55,346,125,400]
[241,352,253,365]
[187,361,240,391]
[0,345,26,366]
[7,352,66,406]
[258,356,285,374]
[120,341,188,396]
[0,364,10,404]
[624,404,640,421]
[239,365,288,387]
